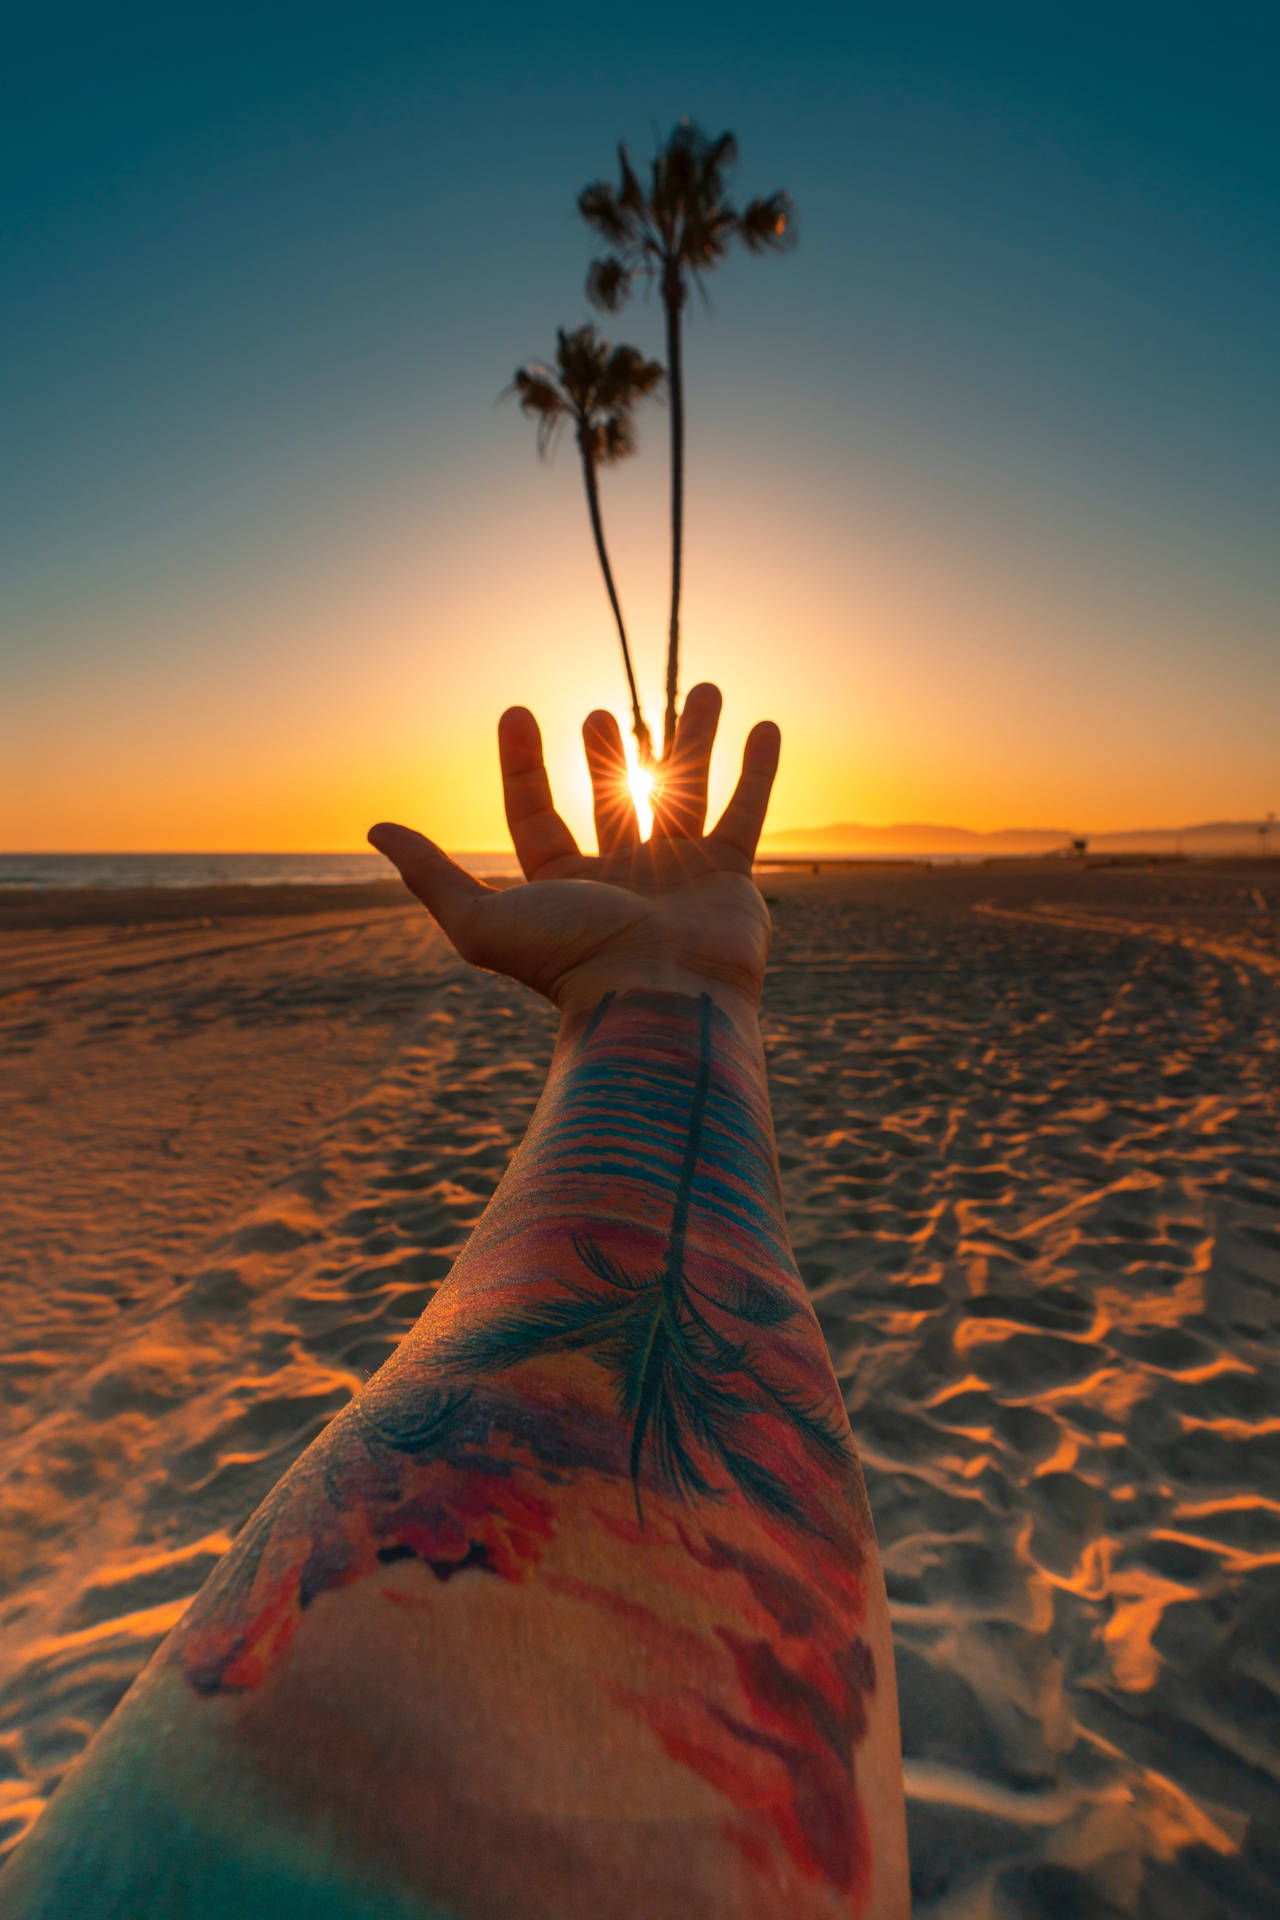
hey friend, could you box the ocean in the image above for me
[0,851,1002,894]
[0,852,523,891]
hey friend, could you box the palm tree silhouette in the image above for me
[579,123,793,759]
[509,324,664,769]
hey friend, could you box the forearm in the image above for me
[6,988,905,1919]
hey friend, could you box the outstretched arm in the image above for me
[3,686,907,1920]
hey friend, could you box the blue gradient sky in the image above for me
[2,1,1276,849]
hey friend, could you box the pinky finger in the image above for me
[707,722,781,865]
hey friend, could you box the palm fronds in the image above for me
[510,366,569,459]
[507,326,663,466]
[581,123,785,310]
[738,190,794,253]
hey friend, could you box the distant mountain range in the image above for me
[757,819,1276,856]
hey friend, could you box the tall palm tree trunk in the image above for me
[578,429,651,765]
[662,270,686,762]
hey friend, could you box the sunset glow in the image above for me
[1,13,1275,858]
[2,22,1277,1916]
[628,762,657,839]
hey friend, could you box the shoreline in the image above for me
[2,851,1276,933]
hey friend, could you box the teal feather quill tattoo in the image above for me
[434,992,850,1524]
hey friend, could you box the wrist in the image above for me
[555,968,762,1050]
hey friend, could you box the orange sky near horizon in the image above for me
[4,446,1273,858]
[5,12,1279,862]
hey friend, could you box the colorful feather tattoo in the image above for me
[170,990,880,1911]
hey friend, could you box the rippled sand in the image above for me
[1,863,1277,1916]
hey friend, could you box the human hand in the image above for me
[368,683,780,1022]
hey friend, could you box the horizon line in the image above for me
[3,816,1276,859]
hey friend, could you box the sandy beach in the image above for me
[1,861,1277,1916]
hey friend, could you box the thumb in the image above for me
[368,822,494,958]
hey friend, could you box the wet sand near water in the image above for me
[0,862,1277,1916]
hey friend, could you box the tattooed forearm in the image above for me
[164,991,883,1916]
[432,991,852,1528]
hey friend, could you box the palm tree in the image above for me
[509,324,664,768]
[579,123,794,758]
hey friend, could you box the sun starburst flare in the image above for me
[628,762,657,838]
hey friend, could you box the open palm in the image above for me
[369,683,781,1016]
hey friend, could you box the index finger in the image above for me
[499,707,580,877]
[707,720,781,865]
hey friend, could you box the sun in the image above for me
[628,762,656,837]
